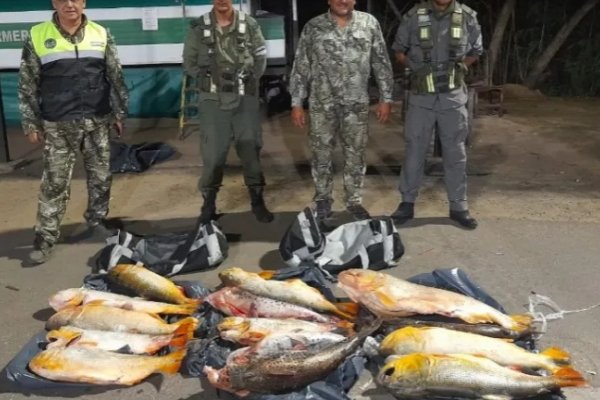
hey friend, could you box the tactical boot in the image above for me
[200,189,218,224]
[347,204,371,221]
[450,210,478,230]
[249,186,274,223]
[28,240,54,266]
[391,202,414,224]
[315,199,333,221]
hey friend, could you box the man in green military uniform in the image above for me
[289,0,394,222]
[19,0,128,265]
[390,0,483,229]
[183,0,273,224]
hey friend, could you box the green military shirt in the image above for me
[289,10,394,109]
[392,0,483,109]
[183,10,267,110]
[18,13,128,134]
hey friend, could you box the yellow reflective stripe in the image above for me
[451,27,462,39]
[449,67,456,90]
[40,50,104,65]
[419,27,430,40]
[426,73,435,93]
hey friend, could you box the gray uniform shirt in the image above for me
[392,0,483,110]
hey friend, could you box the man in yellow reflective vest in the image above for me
[18,0,128,265]
[391,0,482,229]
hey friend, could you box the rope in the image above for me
[528,292,600,339]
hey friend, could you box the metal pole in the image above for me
[290,0,299,64]
[0,77,9,163]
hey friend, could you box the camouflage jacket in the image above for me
[18,13,128,134]
[290,10,394,109]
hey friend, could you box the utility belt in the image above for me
[198,68,257,96]
[410,62,467,95]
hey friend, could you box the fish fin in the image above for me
[258,270,277,280]
[509,313,533,332]
[169,323,192,349]
[175,317,200,339]
[376,292,398,308]
[46,329,82,347]
[158,349,186,375]
[241,331,266,343]
[84,299,107,306]
[552,366,588,388]
[334,320,356,335]
[333,302,360,320]
[481,395,513,400]
[541,347,571,365]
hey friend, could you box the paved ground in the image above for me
[0,94,599,399]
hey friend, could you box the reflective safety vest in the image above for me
[413,5,466,94]
[30,20,111,121]
[196,11,257,96]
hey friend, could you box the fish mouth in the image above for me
[377,366,395,385]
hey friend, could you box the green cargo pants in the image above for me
[197,95,265,191]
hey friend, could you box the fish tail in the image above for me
[509,313,533,332]
[161,303,199,315]
[182,297,203,308]
[552,366,587,388]
[169,323,192,349]
[258,270,277,280]
[158,349,187,375]
[46,328,81,347]
[174,317,200,339]
[333,302,360,320]
[542,347,571,365]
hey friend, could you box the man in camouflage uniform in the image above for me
[19,0,128,265]
[290,0,394,222]
[390,0,483,229]
[183,0,273,224]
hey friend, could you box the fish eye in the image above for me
[383,367,395,376]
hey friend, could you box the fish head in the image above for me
[48,288,85,311]
[380,327,426,355]
[46,327,83,348]
[218,268,249,287]
[338,270,386,292]
[377,354,431,388]
[204,366,233,392]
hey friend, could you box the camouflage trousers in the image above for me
[35,118,112,246]
[309,103,370,206]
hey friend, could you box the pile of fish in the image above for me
[337,269,588,399]
[28,264,201,386]
[201,267,371,397]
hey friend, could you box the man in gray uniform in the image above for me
[391,0,483,229]
[183,0,273,223]
[290,0,394,222]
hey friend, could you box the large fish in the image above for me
[377,353,586,400]
[205,287,335,323]
[338,269,532,333]
[228,331,347,364]
[108,264,201,306]
[47,326,189,354]
[49,288,198,315]
[45,304,199,337]
[218,317,354,345]
[218,268,357,319]
[29,347,186,386]
[381,316,533,339]
[205,320,381,396]
[380,326,570,373]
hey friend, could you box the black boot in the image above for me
[391,202,414,224]
[249,186,274,223]
[200,189,218,224]
[449,210,478,230]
